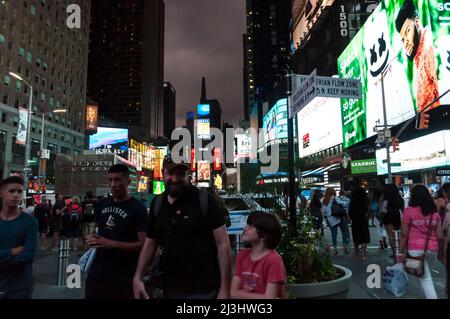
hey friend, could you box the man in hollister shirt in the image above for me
[85,164,147,299]
[0,177,38,299]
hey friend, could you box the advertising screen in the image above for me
[153,147,167,180]
[263,99,289,145]
[153,181,165,195]
[86,105,98,131]
[137,176,149,193]
[297,96,343,158]
[129,139,154,171]
[89,127,128,158]
[197,104,210,118]
[376,130,450,174]
[197,119,211,139]
[338,0,450,148]
[198,161,210,181]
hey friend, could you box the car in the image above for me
[245,192,286,214]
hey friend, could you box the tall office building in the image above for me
[244,0,291,122]
[163,82,175,141]
[200,77,222,130]
[87,0,165,142]
[0,0,91,180]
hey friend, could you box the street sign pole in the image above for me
[286,70,297,233]
[380,75,392,184]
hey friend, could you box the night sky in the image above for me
[164,0,246,128]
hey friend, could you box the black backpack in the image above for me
[331,200,347,218]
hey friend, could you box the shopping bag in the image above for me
[78,248,97,274]
[382,263,408,297]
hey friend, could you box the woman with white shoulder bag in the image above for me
[397,184,443,299]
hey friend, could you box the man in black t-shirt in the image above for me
[133,156,232,299]
[50,193,66,252]
[85,164,147,299]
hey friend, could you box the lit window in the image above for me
[4,75,11,87]
[26,52,32,63]
[18,47,25,57]
[0,34,5,45]
[31,5,36,15]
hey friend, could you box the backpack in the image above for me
[152,189,231,228]
[331,200,347,218]
[84,203,95,217]
[69,205,81,223]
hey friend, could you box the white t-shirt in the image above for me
[24,206,35,215]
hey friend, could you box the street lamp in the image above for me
[9,72,32,192]
[38,109,67,192]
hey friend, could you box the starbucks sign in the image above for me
[351,159,377,175]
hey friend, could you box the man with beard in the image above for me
[395,0,440,114]
[133,155,232,299]
[85,164,147,299]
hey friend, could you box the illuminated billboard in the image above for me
[262,99,296,148]
[129,139,155,171]
[338,0,450,148]
[197,119,211,139]
[153,181,165,195]
[236,134,254,159]
[198,161,210,181]
[297,96,343,158]
[89,127,128,158]
[197,104,210,118]
[153,147,167,180]
[137,176,149,193]
[86,105,98,131]
[376,130,450,175]
[213,148,222,171]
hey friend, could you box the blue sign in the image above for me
[197,104,210,117]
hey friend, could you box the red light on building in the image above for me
[213,148,222,171]
[191,148,196,172]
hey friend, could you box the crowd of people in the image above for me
[302,183,450,299]
[1,155,449,299]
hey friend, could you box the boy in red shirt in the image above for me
[231,212,286,299]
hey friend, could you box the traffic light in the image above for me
[392,138,400,152]
[416,112,430,129]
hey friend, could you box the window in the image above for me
[4,75,11,87]
[17,65,23,74]
[0,34,4,45]
[43,62,48,71]
[18,47,25,57]
[23,0,28,8]
[16,81,22,93]
[31,5,36,15]
[61,146,70,155]
[40,93,45,103]
[41,78,46,87]
[26,52,32,63]
[49,97,53,106]
[36,58,41,68]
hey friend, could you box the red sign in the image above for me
[303,133,310,149]
[191,148,196,172]
[213,148,221,171]
[86,105,98,131]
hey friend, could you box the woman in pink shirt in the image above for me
[398,184,443,299]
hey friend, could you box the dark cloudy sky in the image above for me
[164,0,246,128]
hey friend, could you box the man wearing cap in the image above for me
[395,0,440,113]
[85,164,147,299]
[133,156,232,299]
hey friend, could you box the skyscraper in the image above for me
[244,0,291,122]
[87,0,165,142]
[0,0,91,180]
[200,77,222,130]
[163,82,176,141]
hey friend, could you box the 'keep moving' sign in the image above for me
[290,75,361,118]
[227,211,250,235]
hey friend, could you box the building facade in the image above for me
[0,0,90,180]
[87,0,165,142]
[163,82,175,141]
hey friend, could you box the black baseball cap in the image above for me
[163,155,189,172]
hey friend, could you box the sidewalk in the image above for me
[323,225,447,299]
[32,226,448,299]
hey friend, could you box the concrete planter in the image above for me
[285,265,352,299]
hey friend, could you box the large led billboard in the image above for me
[297,96,343,158]
[376,130,450,174]
[196,119,211,139]
[197,104,210,118]
[262,98,296,147]
[338,0,450,148]
[129,139,155,171]
[89,127,128,158]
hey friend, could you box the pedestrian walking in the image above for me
[50,193,67,252]
[34,196,51,250]
[309,190,323,234]
[379,184,404,258]
[436,183,450,299]
[349,187,371,260]
[82,191,97,250]
[85,164,147,299]
[133,155,232,299]
[397,184,442,299]
[24,198,35,215]
[322,188,350,255]
[67,196,83,251]
[0,177,38,299]
[230,212,286,299]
